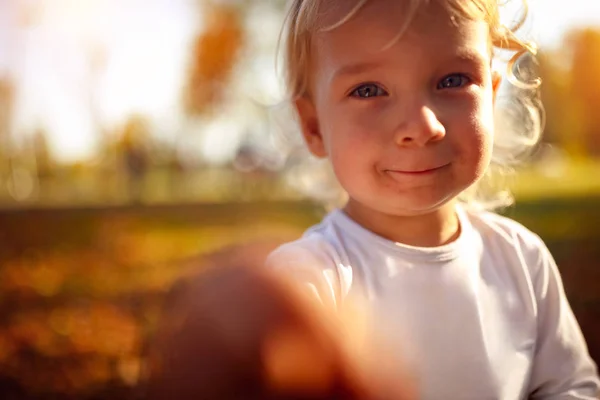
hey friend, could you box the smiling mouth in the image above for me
[385,164,449,175]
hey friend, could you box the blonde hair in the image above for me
[278,0,544,210]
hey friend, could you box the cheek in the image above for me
[474,97,496,158]
[321,109,385,186]
[321,105,386,153]
[446,95,495,160]
[470,119,494,165]
[466,115,495,178]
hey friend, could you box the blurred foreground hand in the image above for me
[147,241,415,400]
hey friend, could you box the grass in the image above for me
[511,158,600,200]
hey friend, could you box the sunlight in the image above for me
[9,0,197,162]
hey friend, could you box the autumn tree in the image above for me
[0,80,14,175]
[183,3,245,116]
[539,28,600,157]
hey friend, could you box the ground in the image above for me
[0,199,598,399]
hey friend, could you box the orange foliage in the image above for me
[184,4,245,116]
[0,209,301,397]
[540,28,600,156]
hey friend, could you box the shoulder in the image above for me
[266,214,344,270]
[265,217,348,307]
[465,209,565,323]
[465,208,554,279]
[266,209,359,269]
[467,209,548,256]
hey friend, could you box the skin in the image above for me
[295,0,501,247]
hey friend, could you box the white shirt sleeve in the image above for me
[265,241,341,312]
[528,243,600,399]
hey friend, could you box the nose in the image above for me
[393,106,446,147]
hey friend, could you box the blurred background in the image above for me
[0,0,599,398]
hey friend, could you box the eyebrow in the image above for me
[451,49,490,67]
[331,61,382,81]
[331,49,489,81]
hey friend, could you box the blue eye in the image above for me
[350,83,388,98]
[438,74,470,89]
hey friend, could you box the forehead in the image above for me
[312,0,490,71]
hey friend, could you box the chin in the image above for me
[393,200,456,217]
[384,189,463,215]
[345,180,470,217]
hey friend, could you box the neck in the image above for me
[342,201,461,247]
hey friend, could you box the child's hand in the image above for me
[148,241,416,400]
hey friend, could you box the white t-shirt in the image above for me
[266,206,600,400]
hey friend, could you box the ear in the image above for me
[491,70,501,103]
[294,96,327,158]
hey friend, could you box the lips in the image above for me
[384,163,449,175]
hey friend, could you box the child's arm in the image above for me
[148,242,415,400]
[528,244,600,399]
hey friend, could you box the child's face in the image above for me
[296,0,500,217]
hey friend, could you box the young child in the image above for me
[267,0,600,398]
